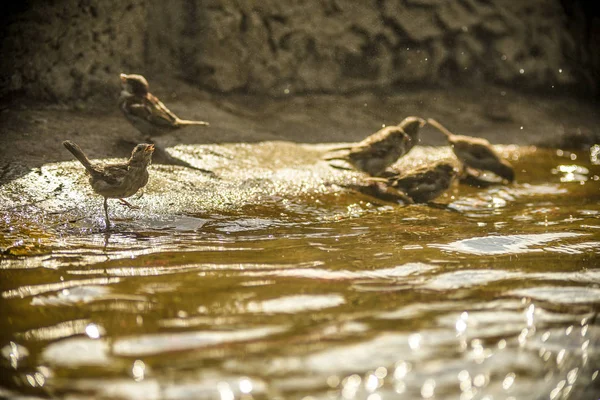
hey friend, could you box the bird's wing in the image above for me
[144,94,180,127]
[357,127,400,146]
[125,95,179,128]
[98,164,129,185]
[393,168,440,192]
[351,130,407,158]
[464,142,501,161]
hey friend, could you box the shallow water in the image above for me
[1,145,600,400]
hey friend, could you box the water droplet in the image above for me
[567,367,578,385]
[394,361,411,379]
[365,373,380,392]
[526,304,535,326]
[85,323,100,339]
[217,382,235,400]
[327,375,340,388]
[581,324,588,337]
[408,333,421,350]
[473,374,486,387]
[239,377,253,394]
[582,339,590,351]
[565,325,573,335]
[375,366,387,379]
[502,372,516,390]
[132,360,145,381]
[541,331,550,342]
[421,378,436,398]
[556,348,566,364]
[34,372,45,387]
[456,319,467,335]
[26,374,36,387]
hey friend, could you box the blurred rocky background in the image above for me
[1,0,599,104]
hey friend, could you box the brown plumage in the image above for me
[386,161,458,203]
[63,140,154,229]
[324,116,426,176]
[118,73,209,138]
[427,118,515,182]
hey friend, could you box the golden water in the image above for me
[1,147,599,399]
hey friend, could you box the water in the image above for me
[1,145,599,399]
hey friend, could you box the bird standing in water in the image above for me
[63,140,154,230]
[119,73,209,138]
[382,161,458,203]
[427,118,515,182]
[324,116,426,177]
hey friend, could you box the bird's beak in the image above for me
[145,144,155,153]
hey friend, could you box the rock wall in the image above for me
[1,0,598,102]
[0,0,147,104]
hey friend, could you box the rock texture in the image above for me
[1,0,598,102]
[0,0,147,104]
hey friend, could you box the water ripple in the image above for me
[431,232,584,255]
[510,286,600,304]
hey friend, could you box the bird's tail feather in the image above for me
[326,145,354,152]
[323,155,349,162]
[426,118,454,139]
[176,119,210,127]
[63,140,97,175]
[326,163,354,172]
[364,176,390,183]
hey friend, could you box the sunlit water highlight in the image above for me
[1,146,599,399]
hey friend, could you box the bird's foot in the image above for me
[118,199,140,209]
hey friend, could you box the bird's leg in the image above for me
[103,197,111,230]
[118,198,140,209]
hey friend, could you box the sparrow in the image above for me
[376,162,458,204]
[63,140,154,230]
[427,118,515,182]
[324,116,426,176]
[118,73,209,138]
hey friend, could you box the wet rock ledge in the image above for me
[0,142,466,228]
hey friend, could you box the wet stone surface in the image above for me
[1,141,600,399]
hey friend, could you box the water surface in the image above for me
[1,145,599,399]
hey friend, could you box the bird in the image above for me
[63,140,154,230]
[324,116,426,176]
[383,161,458,203]
[118,73,209,138]
[427,118,515,182]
